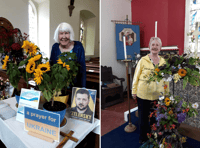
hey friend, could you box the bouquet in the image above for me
[147,53,200,89]
[147,86,198,148]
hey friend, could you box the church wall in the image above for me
[50,0,99,57]
[101,0,132,90]
[0,0,29,37]
[131,0,185,55]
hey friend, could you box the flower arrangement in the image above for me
[147,85,198,148]
[1,39,40,95]
[0,27,28,64]
[147,53,200,89]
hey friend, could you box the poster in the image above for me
[116,24,140,60]
[70,87,96,123]
[16,88,41,123]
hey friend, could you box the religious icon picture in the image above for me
[70,87,97,123]
[116,24,140,60]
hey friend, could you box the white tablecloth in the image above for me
[0,97,100,148]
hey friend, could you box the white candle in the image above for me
[123,35,127,60]
[155,21,157,37]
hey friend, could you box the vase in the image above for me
[43,101,67,124]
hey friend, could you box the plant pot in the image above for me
[43,101,67,124]
[15,94,20,104]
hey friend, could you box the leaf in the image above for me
[183,76,188,89]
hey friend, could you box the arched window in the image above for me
[28,1,37,44]
[185,0,200,53]
[80,19,85,49]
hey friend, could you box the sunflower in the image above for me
[178,69,187,77]
[29,54,42,62]
[36,62,50,73]
[57,58,63,64]
[155,68,160,72]
[164,97,171,106]
[63,62,66,67]
[22,40,38,56]
[26,60,36,73]
[2,55,9,70]
[34,68,43,85]
[66,65,70,71]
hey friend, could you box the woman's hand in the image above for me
[132,94,137,100]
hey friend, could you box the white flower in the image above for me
[163,78,167,81]
[192,102,199,109]
[159,96,165,101]
[154,132,157,139]
[161,73,164,76]
[167,77,172,82]
[159,144,164,148]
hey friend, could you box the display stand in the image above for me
[111,15,143,133]
[123,59,136,132]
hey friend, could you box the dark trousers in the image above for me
[137,96,157,141]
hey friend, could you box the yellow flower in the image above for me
[36,62,50,73]
[155,72,158,75]
[57,58,63,64]
[22,40,37,56]
[26,60,36,73]
[2,55,9,70]
[164,97,171,106]
[2,63,7,70]
[173,73,181,83]
[3,55,9,62]
[34,69,43,85]
[181,137,187,143]
[178,69,187,77]
[168,110,173,115]
[29,54,42,62]
[155,68,160,72]
[66,65,70,71]
[63,62,66,67]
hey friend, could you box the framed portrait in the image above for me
[70,87,97,123]
[116,24,140,60]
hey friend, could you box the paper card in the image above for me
[70,87,97,123]
[24,106,60,142]
[16,88,41,123]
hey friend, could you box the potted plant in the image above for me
[32,51,79,123]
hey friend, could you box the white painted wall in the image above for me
[0,0,29,36]
[85,17,96,56]
[50,0,99,58]
[101,0,132,91]
[38,0,50,57]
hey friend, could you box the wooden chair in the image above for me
[101,66,125,109]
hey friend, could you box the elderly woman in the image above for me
[50,22,86,88]
[132,37,166,144]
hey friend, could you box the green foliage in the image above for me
[37,52,80,102]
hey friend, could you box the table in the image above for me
[0,97,100,148]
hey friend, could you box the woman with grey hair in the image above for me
[50,22,86,88]
[132,37,166,144]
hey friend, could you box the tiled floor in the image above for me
[101,97,137,136]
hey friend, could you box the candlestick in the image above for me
[123,35,127,59]
[155,21,157,37]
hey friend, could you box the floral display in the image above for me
[35,51,80,105]
[147,53,200,89]
[0,27,29,64]
[146,83,198,148]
